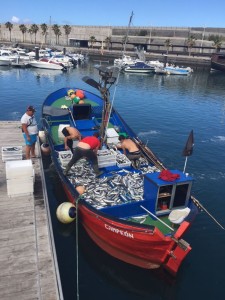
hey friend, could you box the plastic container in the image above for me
[5,159,33,179]
[106,128,119,145]
[58,124,70,141]
[2,146,23,162]
[58,150,73,166]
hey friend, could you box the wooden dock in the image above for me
[0,121,62,300]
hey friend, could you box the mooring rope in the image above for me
[76,197,80,299]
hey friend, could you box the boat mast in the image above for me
[121,11,134,58]
[49,16,52,46]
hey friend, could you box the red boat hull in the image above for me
[63,185,192,276]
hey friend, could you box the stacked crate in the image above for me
[1,146,23,162]
[6,160,34,197]
[97,149,117,168]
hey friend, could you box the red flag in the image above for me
[182,130,194,156]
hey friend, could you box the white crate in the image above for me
[97,149,116,163]
[106,128,119,145]
[58,150,73,166]
[58,124,70,141]
[98,161,117,168]
[2,146,22,162]
[6,160,33,179]
[7,178,34,196]
[116,154,131,168]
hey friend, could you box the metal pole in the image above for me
[140,205,174,231]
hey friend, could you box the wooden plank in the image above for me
[0,121,59,300]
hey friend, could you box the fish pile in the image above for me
[61,156,159,209]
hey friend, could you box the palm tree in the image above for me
[63,25,72,46]
[40,23,48,44]
[186,35,196,56]
[28,28,33,43]
[105,36,112,50]
[19,24,27,42]
[89,36,96,48]
[52,24,61,45]
[30,24,39,44]
[210,35,223,53]
[5,22,13,41]
[164,39,172,54]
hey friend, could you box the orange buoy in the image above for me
[76,90,85,99]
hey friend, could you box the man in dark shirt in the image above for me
[64,132,103,176]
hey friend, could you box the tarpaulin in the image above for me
[158,170,180,181]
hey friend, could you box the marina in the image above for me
[0,63,225,299]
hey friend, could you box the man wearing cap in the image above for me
[21,106,38,159]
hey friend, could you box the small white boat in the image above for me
[0,50,13,66]
[114,55,137,67]
[155,64,193,75]
[29,57,66,70]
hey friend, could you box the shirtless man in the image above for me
[62,126,81,152]
[117,135,141,166]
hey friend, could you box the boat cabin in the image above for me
[144,170,193,216]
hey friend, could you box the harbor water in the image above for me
[0,63,225,300]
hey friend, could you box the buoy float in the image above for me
[41,143,51,155]
[56,202,76,224]
[76,185,86,195]
[75,90,85,99]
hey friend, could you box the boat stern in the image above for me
[163,221,192,275]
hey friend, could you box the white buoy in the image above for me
[41,143,51,155]
[38,130,46,143]
[56,202,76,224]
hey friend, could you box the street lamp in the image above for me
[200,25,206,53]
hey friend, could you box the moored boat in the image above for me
[41,65,203,276]
[29,56,66,70]
[123,61,155,73]
[211,53,225,71]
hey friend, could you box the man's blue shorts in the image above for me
[23,133,37,146]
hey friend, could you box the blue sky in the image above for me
[1,0,225,28]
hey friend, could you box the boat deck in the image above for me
[0,121,61,300]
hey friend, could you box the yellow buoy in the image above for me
[56,202,76,224]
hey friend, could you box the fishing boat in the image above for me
[41,65,205,276]
[211,53,225,72]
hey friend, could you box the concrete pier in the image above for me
[0,121,62,300]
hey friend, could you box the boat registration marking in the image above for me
[105,224,134,239]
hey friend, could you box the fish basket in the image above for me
[97,149,117,167]
[116,153,131,168]
[1,146,23,162]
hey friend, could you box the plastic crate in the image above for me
[98,161,117,168]
[97,149,116,163]
[2,146,23,162]
[116,154,131,168]
[58,150,73,166]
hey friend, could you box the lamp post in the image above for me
[200,25,206,53]
[148,24,152,51]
